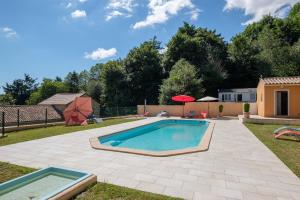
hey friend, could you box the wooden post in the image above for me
[144,99,147,114]
[2,112,5,137]
[99,105,101,118]
[45,108,48,125]
[17,109,20,127]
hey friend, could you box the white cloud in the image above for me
[66,2,72,8]
[79,0,88,2]
[106,0,137,21]
[0,27,18,38]
[85,48,117,60]
[133,0,200,29]
[190,8,201,20]
[106,11,124,21]
[107,0,136,12]
[224,0,298,25]
[71,10,87,18]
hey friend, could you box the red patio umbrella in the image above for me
[63,97,93,126]
[172,95,195,116]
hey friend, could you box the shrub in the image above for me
[244,103,250,112]
[219,105,224,113]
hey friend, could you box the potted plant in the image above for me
[243,103,250,118]
[218,104,223,118]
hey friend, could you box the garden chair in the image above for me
[200,112,207,119]
[273,127,300,139]
[186,111,196,118]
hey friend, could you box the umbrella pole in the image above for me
[182,103,184,117]
[208,102,209,118]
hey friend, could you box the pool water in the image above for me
[99,119,208,151]
[0,167,91,200]
[0,173,77,200]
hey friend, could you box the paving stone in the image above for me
[211,187,243,199]
[242,191,275,200]
[133,173,157,183]
[156,177,183,188]
[135,182,165,194]
[163,187,194,199]
[193,192,226,200]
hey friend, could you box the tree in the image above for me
[227,34,270,88]
[163,22,228,95]
[124,38,164,105]
[55,76,62,82]
[27,78,68,104]
[227,4,300,86]
[86,79,102,103]
[256,27,299,76]
[78,70,90,91]
[202,56,228,96]
[64,71,80,93]
[159,59,204,104]
[0,94,15,105]
[27,91,42,105]
[3,74,38,105]
[89,63,103,80]
[100,60,129,107]
[285,3,300,45]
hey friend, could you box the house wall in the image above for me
[256,80,265,117]
[138,102,257,117]
[263,85,300,118]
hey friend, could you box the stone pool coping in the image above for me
[89,119,215,157]
[50,174,97,200]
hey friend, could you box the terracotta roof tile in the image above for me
[262,76,300,85]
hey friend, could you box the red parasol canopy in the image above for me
[172,95,195,102]
[171,95,195,117]
[63,97,93,126]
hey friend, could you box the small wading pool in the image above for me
[90,119,214,156]
[0,167,96,200]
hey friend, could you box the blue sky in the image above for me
[0,0,298,93]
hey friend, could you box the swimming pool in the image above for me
[90,119,214,156]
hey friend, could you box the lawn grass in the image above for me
[75,182,180,200]
[0,162,35,183]
[0,162,180,200]
[245,123,300,177]
[0,118,139,146]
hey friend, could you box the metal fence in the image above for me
[0,105,137,136]
[0,105,63,135]
[99,106,137,118]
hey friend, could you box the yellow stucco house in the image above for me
[257,76,300,118]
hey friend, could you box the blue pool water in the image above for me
[99,119,209,151]
[0,167,91,200]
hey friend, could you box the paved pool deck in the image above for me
[0,118,299,200]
